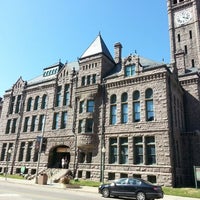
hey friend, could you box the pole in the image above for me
[35,114,46,184]
[5,148,12,181]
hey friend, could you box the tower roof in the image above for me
[80,34,114,61]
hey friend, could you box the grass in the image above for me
[1,175,200,198]
[163,187,200,198]
[0,174,24,179]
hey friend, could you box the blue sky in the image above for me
[0,0,170,97]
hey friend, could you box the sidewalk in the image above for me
[0,177,199,200]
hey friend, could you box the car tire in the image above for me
[136,192,146,200]
[102,188,110,198]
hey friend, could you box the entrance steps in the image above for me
[43,168,69,183]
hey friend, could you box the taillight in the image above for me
[153,187,159,191]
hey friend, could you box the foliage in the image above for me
[59,176,71,184]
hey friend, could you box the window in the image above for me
[92,74,96,84]
[81,76,86,86]
[108,173,115,180]
[61,111,67,129]
[18,142,25,161]
[85,118,93,132]
[11,118,17,133]
[9,96,15,114]
[56,86,62,107]
[78,120,84,133]
[184,45,187,54]
[34,96,39,110]
[27,97,32,111]
[173,0,177,4]
[189,30,192,39]
[192,59,195,67]
[109,138,117,164]
[87,75,91,85]
[5,119,11,134]
[125,65,135,77]
[79,101,84,113]
[79,152,85,163]
[177,34,180,42]
[147,175,156,183]
[41,94,47,109]
[145,88,154,121]
[146,136,156,165]
[52,113,59,130]
[134,137,143,164]
[121,93,128,123]
[119,137,128,164]
[79,152,92,163]
[87,100,94,112]
[26,142,33,162]
[63,84,70,106]
[15,95,21,113]
[0,143,7,161]
[133,90,140,122]
[23,117,29,132]
[38,115,45,131]
[31,116,37,132]
[86,171,91,179]
[110,94,117,125]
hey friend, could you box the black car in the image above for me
[98,178,164,200]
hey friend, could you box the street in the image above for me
[0,179,199,200]
[0,180,102,200]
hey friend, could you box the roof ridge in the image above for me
[80,34,114,61]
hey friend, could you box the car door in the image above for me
[123,178,139,197]
[110,178,128,196]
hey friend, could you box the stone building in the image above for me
[0,0,200,187]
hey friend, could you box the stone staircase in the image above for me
[43,168,69,183]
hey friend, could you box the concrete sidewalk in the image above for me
[0,177,199,200]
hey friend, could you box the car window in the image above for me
[128,179,141,185]
[115,178,127,185]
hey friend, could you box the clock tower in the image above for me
[167,0,200,74]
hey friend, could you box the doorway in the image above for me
[48,145,70,168]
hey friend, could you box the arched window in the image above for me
[27,97,32,111]
[34,96,39,110]
[133,90,140,122]
[41,94,47,109]
[121,92,128,124]
[110,94,117,125]
[145,88,154,121]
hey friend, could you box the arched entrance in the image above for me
[48,145,70,168]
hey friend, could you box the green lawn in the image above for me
[163,187,200,198]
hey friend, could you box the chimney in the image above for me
[114,42,122,64]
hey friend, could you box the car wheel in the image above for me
[102,188,110,198]
[136,192,146,200]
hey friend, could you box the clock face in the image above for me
[175,10,192,26]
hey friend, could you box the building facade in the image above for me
[0,0,200,187]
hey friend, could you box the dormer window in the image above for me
[125,65,135,77]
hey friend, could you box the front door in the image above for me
[48,145,70,168]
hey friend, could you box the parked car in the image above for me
[98,178,164,200]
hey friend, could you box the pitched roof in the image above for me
[80,34,114,61]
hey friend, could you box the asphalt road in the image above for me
[0,178,199,200]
